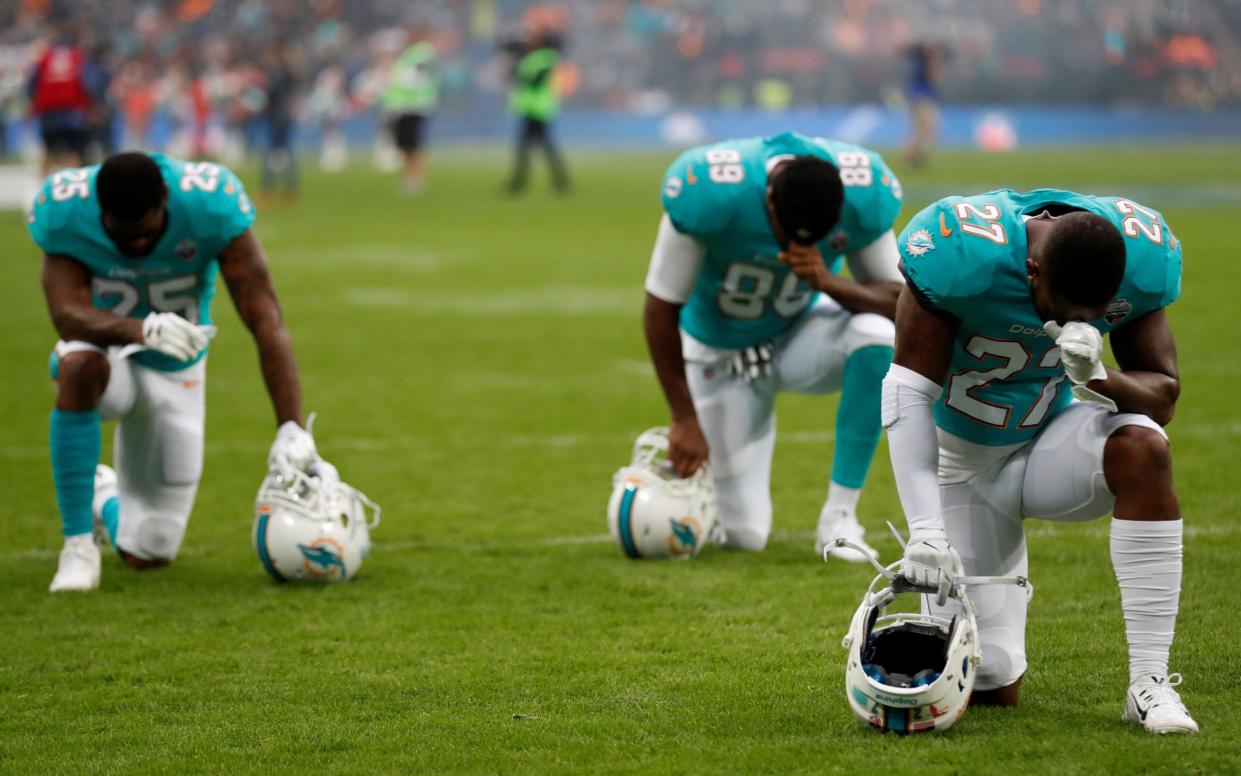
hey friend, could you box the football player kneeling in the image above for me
[607,427,721,559]
[253,417,381,582]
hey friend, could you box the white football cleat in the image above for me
[92,464,118,547]
[49,534,101,593]
[1123,673,1200,734]
[816,507,877,562]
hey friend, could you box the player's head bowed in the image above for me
[767,155,844,247]
[97,152,170,258]
[1029,211,1126,324]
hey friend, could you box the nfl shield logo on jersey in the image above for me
[175,239,198,260]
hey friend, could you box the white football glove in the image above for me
[142,312,209,362]
[1043,320,1107,386]
[902,527,963,587]
[268,420,318,477]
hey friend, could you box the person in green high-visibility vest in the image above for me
[383,28,439,195]
[504,29,570,195]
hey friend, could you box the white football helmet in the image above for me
[253,461,381,582]
[834,539,1030,734]
[607,427,720,559]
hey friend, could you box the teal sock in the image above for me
[101,495,120,544]
[831,345,893,489]
[50,409,100,538]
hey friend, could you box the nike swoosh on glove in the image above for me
[902,527,963,587]
[142,312,209,362]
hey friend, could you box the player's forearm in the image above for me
[815,275,902,319]
[50,305,143,347]
[1090,369,1179,426]
[250,315,302,426]
[643,294,696,420]
[882,364,945,533]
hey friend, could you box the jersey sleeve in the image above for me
[659,147,734,238]
[26,175,77,255]
[1158,233,1182,309]
[25,177,56,253]
[851,151,904,242]
[204,163,256,246]
[896,199,980,317]
[1140,207,1182,311]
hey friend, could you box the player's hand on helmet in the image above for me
[1044,320,1107,386]
[667,415,709,478]
[141,312,209,362]
[902,527,963,587]
[306,458,340,486]
[268,420,318,478]
[779,243,830,290]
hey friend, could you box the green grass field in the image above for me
[2,145,1239,774]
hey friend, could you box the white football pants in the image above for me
[683,296,894,550]
[928,401,1165,690]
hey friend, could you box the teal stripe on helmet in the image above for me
[618,484,641,559]
[255,513,285,581]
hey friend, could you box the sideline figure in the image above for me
[886,188,1198,732]
[33,152,321,591]
[643,131,904,557]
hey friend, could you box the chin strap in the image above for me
[825,536,1033,603]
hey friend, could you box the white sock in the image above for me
[824,482,861,516]
[1110,517,1183,684]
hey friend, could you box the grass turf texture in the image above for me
[2,145,1239,774]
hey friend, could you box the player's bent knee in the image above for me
[974,638,1025,694]
[844,313,895,352]
[118,547,171,570]
[1105,425,1172,478]
[126,515,188,563]
[721,525,769,552]
[56,350,110,396]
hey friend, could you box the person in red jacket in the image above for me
[27,34,99,175]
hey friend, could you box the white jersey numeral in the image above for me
[836,151,873,187]
[92,275,200,323]
[717,263,811,320]
[1113,198,1163,244]
[180,162,221,193]
[946,335,1066,429]
[955,202,1008,244]
[705,148,744,184]
[51,169,90,201]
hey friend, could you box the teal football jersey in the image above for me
[28,154,255,371]
[661,132,903,349]
[898,188,1182,446]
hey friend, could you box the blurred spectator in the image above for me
[382,24,438,195]
[903,41,943,168]
[26,28,98,174]
[504,27,570,195]
[260,42,300,202]
[0,0,1237,168]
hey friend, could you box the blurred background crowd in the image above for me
[1,0,1239,166]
